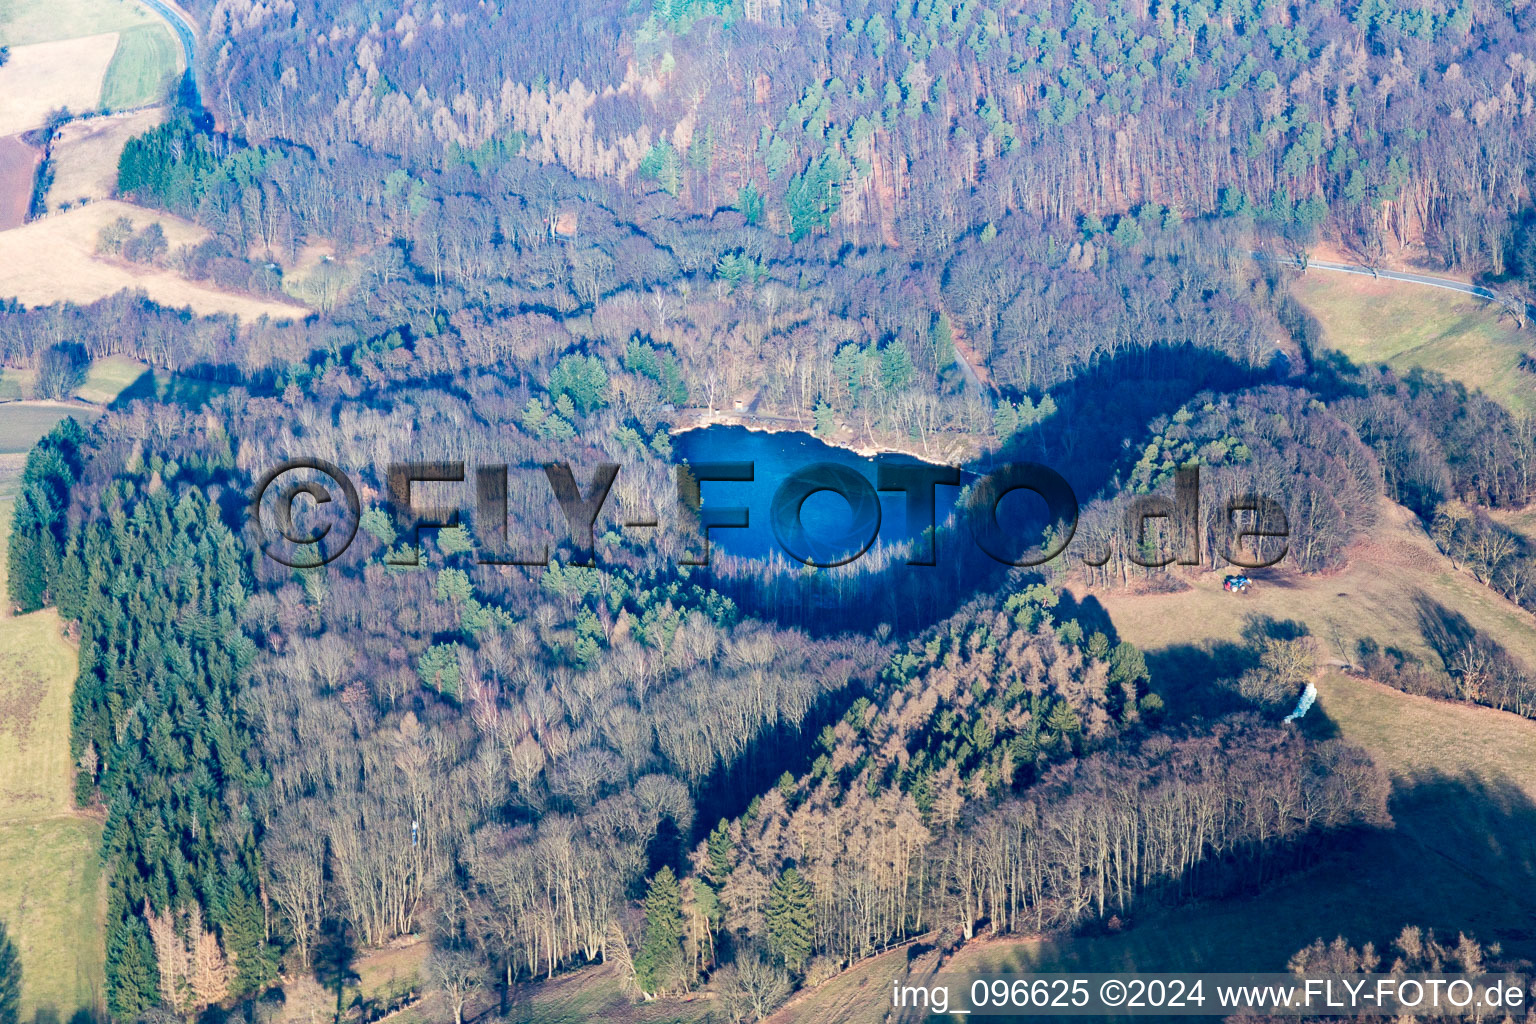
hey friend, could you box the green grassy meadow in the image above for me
[73,355,148,406]
[0,369,25,403]
[0,500,106,1022]
[100,23,180,110]
[1290,272,1536,415]
[0,0,157,47]
[0,405,101,455]
[0,354,138,461]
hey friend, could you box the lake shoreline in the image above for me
[667,406,979,465]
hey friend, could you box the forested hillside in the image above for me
[2,0,1535,1020]
[199,0,1535,266]
[7,419,1394,1017]
[686,595,1384,984]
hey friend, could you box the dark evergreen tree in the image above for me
[704,820,733,887]
[103,914,158,1021]
[63,482,265,1014]
[116,116,223,216]
[6,417,84,613]
[0,918,19,1024]
[765,868,815,973]
[634,867,684,997]
[218,862,280,997]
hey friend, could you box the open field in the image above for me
[100,24,181,110]
[508,965,714,1024]
[0,0,159,47]
[1068,498,1536,674]
[0,354,140,406]
[74,354,148,404]
[0,403,102,454]
[46,108,166,212]
[0,500,106,1022]
[0,506,78,814]
[0,199,310,319]
[0,34,121,136]
[1490,506,1536,547]
[0,134,39,230]
[281,244,362,312]
[1289,271,1536,416]
[0,455,23,500]
[272,936,693,1024]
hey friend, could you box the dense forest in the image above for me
[198,0,1536,268]
[4,0,1536,1021]
[7,408,1393,1019]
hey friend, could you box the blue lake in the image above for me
[671,425,971,568]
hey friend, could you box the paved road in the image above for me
[1253,250,1534,317]
[138,0,199,106]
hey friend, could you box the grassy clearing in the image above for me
[1490,506,1536,546]
[0,456,22,501]
[0,0,156,47]
[99,24,180,110]
[1068,498,1536,675]
[0,368,28,402]
[0,816,106,1021]
[0,404,102,455]
[112,367,228,409]
[271,940,432,1024]
[0,500,106,1022]
[509,964,714,1024]
[1289,272,1536,416]
[0,355,136,416]
[0,566,77,817]
[75,355,148,405]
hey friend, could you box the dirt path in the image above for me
[939,305,993,401]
